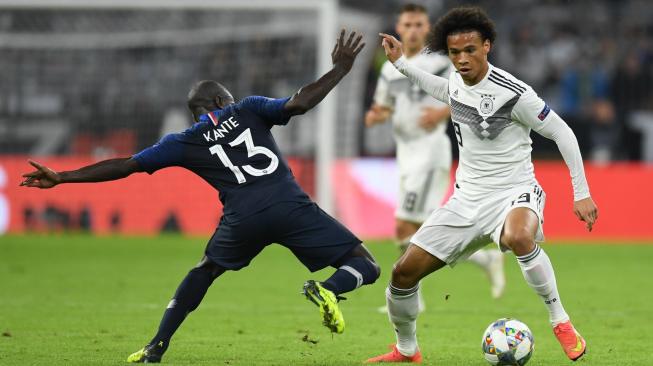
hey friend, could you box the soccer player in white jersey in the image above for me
[365,4,506,309]
[366,7,598,363]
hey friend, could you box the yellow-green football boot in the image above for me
[302,280,345,334]
[127,342,166,363]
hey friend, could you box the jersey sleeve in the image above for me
[392,56,449,103]
[512,89,591,200]
[372,66,393,108]
[510,87,552,132]
[241,96,292,126]
[132,133,185,174]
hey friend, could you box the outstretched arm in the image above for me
[379,33,449,103]
[534,117,598,230]
[284,29,365,116]
[513,91,598,231]
[20,158,142,189]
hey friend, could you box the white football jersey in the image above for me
[393,57,590,202]
[447,64,557,200]
[373,51,453,173]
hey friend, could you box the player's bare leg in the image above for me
[376,219,426,314]
[366,244,446,363]
[128,256,226,363]
[500,207,586,361]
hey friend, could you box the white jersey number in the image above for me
[209,128,279,184]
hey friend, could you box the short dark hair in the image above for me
[187,80,232,107]
[427,6,496,53]
[399,3,427,15]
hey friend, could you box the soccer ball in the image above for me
[482,318,534,365]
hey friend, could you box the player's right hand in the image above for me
[379,33,403,63]
[573,197,598,232]
[20,160,61,189]
[332,29,365,72]
[365,105,391,127]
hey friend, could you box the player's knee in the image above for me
[345,256,380,286]
[193,257,225,280]
[369,258,381,283]
[501,227,535,254]
[391,263,419,289]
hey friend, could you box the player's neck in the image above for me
[403,45,423,58]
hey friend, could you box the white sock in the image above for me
[467,249,491,268]
[517,245,570,326]
[417,286,426,312]
[386,284,420,356]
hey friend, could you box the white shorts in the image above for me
[395,168,451,224]
[411,182,546,266]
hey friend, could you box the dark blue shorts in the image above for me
[205,201,361,272]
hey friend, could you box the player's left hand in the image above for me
[573,197,598,232]
[20,160,61,189]
[379,33,403,63]
[332,29,365,72]
[419,107,449,131]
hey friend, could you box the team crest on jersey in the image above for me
[479,94,495,114]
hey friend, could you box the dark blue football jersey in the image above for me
[132,96,311,223]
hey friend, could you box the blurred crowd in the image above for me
[489,0,653,162]
[0,1,652,162]
[357,0,653,161]
[0,9,313,158]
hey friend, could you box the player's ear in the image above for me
[214,96,223,109]
[483,39,491,54]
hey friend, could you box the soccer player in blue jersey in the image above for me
[20,30,376,363]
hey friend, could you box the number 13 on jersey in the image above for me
[209,128,279,184]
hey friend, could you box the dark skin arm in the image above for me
[20,158,143,189]
[284,29,365,116]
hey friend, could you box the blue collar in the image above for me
[199,109,222,124]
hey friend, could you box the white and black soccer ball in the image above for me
[482,318,534,365]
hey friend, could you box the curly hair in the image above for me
[427,6,496,53]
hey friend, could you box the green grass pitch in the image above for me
[1,235,651,365]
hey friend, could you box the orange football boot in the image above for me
[365,344,422,363]
[553,320,586,361]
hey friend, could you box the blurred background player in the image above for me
[364,4,505,311]
[21,30,379,364]
[367,7,598,363]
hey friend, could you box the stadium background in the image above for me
[1,0,652,240]
[1,1,653,366]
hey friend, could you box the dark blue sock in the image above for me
[322,256,380,295]
[148,267,218,348]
